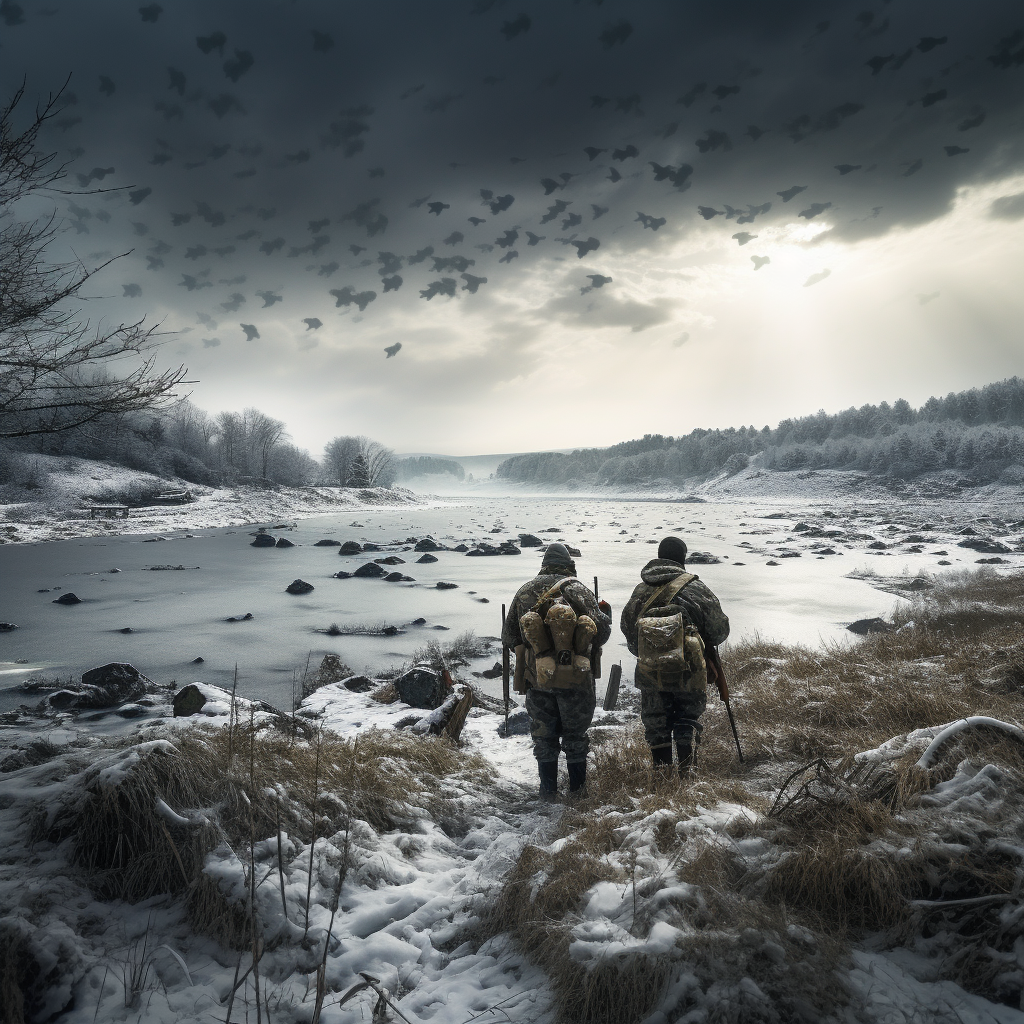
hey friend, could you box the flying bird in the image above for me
[835,164,862,174]
[468,217,486,226]
[220,293,245,311]
[444,231,464,245]
[122,283,142,297]
[349,245,366,256]
[259,238,285,254]
[799,202,832,219]
[580,274,612,294]
[562,213,582,229]
[303,318,322,330]
[540,178,564,195]
[180,275,212,291]
[698,206,723,220]
[678,83,706,107]
[427,201,450,215]
[917,35,947,52]
[746,125,766,141]
[240,323,260,340]
[498,250,519,264]
[500,13,531,40]
[649,162,693,189]
[635,212,665,231]
[408,246,433,264]
[139,3,162,21]
[732,232,756,245]
[735,203,771,224]
[98,76,115,96]
[584,147,606,161]
[309,218,330,233]
[571,237,600,257]
[330,287,377,311]
[803,269,831,287]
[540,200,570,224]
[377,251,403,274]
[944,145,969,156]
[525,232,545,245]
[751,256,770,270]
[197,31,227,55]
[224,49,254,83]
[185,245,208,260]
[695,129,731,153]
[607,167,622,183]
[318,262,339,277]
[591,205,608,219]
[612,145,639,161]
[959,112,985,131]
[420,278,457,299]
[129,187,151,205]
[902,159,923,176]
[256,290,282,307]
[461,273,487,293]
[385,342,402,358]
[591,95,611,108]
[496,228,519,248]
[382,275,402,292]
[432,255,475,272]
[777,185,808,202]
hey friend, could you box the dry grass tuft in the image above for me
[369,681,398,703]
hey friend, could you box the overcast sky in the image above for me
[4,0,1024,457]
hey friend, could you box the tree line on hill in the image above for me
[496,377,1024,488]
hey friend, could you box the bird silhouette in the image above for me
[221,293,245,311]
[580,274,612,294]
[303,317,322,330]
[944,145,969,156]
[777,185,807,202]
[607,167,622,183]
[98,76,115,96]
[385,342,402,357]
[197,31,227,55]
[496,228,519,248]
[349,245,366,255]
[468,217,486,226]
[540,178,564,195]
[698,206,723,220]
[571,237,600,257]
[746,125,766,141]
[902,159,923,176]
[240,323,260,340]
[257,290,282,307]
[584,146,606,161]
[427,202,450,215]
[408,246,434,264]
[649,162,692,189]
[224,49,254,82]
[122,283,142,297]
[540,200,570,224]
[525,232,545,245]
[612,145,639,161]
[835,164,862,174]
[461,272,487,293]
[319,262,339,277]
[635,212,665,231]
[803,269,831,287]
[330,287,376,311]
[139,3,162,21]
[591,205,609,219]
[382,275,402,292]
[420,278,457,299]
[799,202,832,219]
[732,232,756,245]
[444,231,464,245]
[562,213,582,229]
[498,250,519,264]
[751,256,770,270]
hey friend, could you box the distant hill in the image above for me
[495,377,1024,489]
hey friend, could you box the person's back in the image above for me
[502,543,611,799]
[620,536,729,773]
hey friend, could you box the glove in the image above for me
[598,599,612,617]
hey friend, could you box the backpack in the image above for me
[635,574,708,692]
[519,579,597,690]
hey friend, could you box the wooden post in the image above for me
[501,604,510,735]
[602,663,622,711]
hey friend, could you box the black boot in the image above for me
[538,761,558,802]
[676,738,696,776]
[651,744,673,767]
[567,760,587,798]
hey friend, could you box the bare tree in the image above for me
[323,434,361,486]
[244,407,288,479]
[360,436,396,487]
[0,81,187,439]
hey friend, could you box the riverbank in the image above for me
[2,570,1023,1022]
[0,454,429,546]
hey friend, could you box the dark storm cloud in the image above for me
[5,0,1024,348]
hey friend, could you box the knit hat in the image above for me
[657,536,688,566]
[541,542,575,570]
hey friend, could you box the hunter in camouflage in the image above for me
[620,536,730,773]
[502,542,612,799]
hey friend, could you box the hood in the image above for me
[640,559,692,586]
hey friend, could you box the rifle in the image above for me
[591,576,602,679]
[500,603,510,735]
[706,645,744,763]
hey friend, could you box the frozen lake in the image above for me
[1,494,983,712]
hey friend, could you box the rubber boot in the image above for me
[567,760,587,799]
[651,744,673,767]
[676,738,696,777]
[538,761,558,802]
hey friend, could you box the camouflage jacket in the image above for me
[620,559,730,667]
[502,569,612,684]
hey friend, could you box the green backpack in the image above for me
[635,574,708,692]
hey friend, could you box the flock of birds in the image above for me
[19,2,1017,357]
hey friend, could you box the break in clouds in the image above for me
[2,0,1024,449]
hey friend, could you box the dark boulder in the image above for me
[518,534,542,547]
[52,593,82,605]
[415,538,441,552]
[342,675,374,692]
[411,617,426,625]
[687,551,721,564]
[192,657,205,663]
[436,581,458,590]
[0,622,17,631]
[399,575,416,582]
[276,537,295,548]
[467,541,521,557]
[958,538,1011,554]
[75,663,150,708]
[362,542,382,552]
[479,662,503,679]
[416,553,438,563]
[251,534,276,547]
[867,541,887,550]
[315,539,341,546]
[375,555,406,565]
[119,627,134,634]
[383,571,405,582]
[497,709,532,737]
[453,544,469,552]
[332,571,353,579]
[395,667,448,709]
[285,579,315,594]
[354,562,386,578]
[116,703,149,719]
[977,556,1009,564]
[173,683,208,717]
[225,612,254,622]
[339,541,363,555]
[847,617,894,636]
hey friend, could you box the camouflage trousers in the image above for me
[640,688,707,754]
[525,685,596,764]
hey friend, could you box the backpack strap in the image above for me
[639,572,696,618]
[529,575,572,613]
